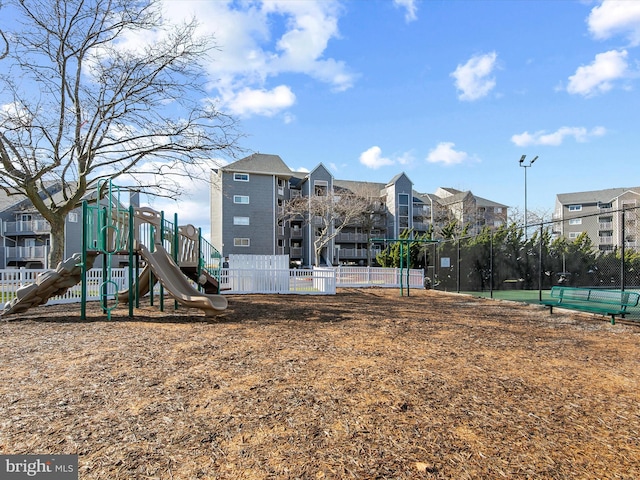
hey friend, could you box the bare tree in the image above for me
[0,0,242,266]
[0,2,7,60]
[282,187,373,267]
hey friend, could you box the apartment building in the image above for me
[0,183,134,269]
[553,187,640,252]
[0,184,82,269]
[211,153,509,267]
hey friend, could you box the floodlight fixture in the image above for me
[518,155,539,239]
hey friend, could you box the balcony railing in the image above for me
[290,247,303,257]
[599,236,614,245]
[3,220,51,235]
[5,246,48,262]
[335,232,369,243]
[599,222,613,230]
[336,248,368,259]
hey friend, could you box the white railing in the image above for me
[3,220,52,234]
[5,246,48,261]
[0,268,129,308]
[219,267,336,295]
[334,266,424,288]
[1,265,424,310]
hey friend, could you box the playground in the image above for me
[2,287,639,479]
[1,181,228,319]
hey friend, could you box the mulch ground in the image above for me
[1,288,639,479]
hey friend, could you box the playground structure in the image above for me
[1,181,227,319]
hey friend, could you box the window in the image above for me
[494,207,503,214]
[568,205,582,212]
[314,181,328,196]
[398,193,409,229]
[233,216,250,225]
[599,202,612,209]
[234,173,249,182]
[234,238,250,247]
[68,212,79,223]
[569,232,582,239]
[569,218,582,225]
[234,195,250,204]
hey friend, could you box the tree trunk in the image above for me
[48,216,67,269]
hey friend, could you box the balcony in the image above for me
[290,228,303,238]
[413,221,430,231]
[599,222,613,230]
[335,232,369,243]
[336,248,368,259]
[599,236,614,245]
[290,247,303,257]
[3,220,51,235]
[5,246,48,262]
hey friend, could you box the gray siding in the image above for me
[221,171,276,257]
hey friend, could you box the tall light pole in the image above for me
[519,154,538,238]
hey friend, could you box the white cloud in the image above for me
[511,126,607,147]
[567,49,628,96]
[158,0,355,116]
[588,0,640,46]
[117,159,226,241]
[426,142,473,166]
[359,146,396,169]
[451,52,498,101]
[219,85,296,118]
[393,0,418,22]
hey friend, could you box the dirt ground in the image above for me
[1,288,639,479]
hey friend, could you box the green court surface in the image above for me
[458,289,640,322]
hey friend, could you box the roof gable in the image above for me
[223,153,293,177]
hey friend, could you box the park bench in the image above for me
[541,286,640,325]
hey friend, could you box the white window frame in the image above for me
[68,212,79,223]
[568,205,582,212]
[569,218,582,225]
[234,173,250,182]
[233,195,250,204]
[314,180,328,196]
[233,216,250,226]
[233,238,250,247]
[494,207,503,214]
[568,232,582,239]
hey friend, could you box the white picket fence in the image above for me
[0,266,424,309]
[0,268,129,308]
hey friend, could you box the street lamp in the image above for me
[519,154,538,238]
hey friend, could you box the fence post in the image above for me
[538,223,543,301]
[456,238,461,293]
[489,231,494,299]
[621,208,626,291]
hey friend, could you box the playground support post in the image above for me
[81,201,88,320]
[371,237,438,296]
[128,205,134,317]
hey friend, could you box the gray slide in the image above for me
[138,243,228,316]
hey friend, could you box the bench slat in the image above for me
[542,286,639,325]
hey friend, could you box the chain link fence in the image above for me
[424,205,640,321]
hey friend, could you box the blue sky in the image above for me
[4,0,640,239]
[154,0,640,236]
